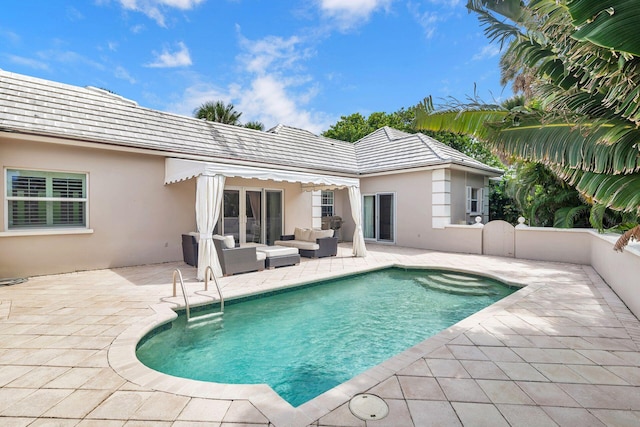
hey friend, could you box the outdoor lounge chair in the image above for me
[213,235,266,276]
[181,233,199,267]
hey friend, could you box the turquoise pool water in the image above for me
[136,268,516,407]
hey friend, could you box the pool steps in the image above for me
[414,273,499,296]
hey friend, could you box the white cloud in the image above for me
[130,24,145,34]
[115,66,136,83]
[426,0,461,7]
[317,0,394,30]
[116,0,206,26]
[235,75,330,134]
[166,82,230,116]
[146,42,192,68]
[237,31,312,75]
[472,44,500,61]
[5,54,50,71]
[0,28,20,44]
[166,30,332,133]
[36,49,105,70]
[66,6,85,21]
[411,8,440,39]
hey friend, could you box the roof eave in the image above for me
[0,128,361,178]
[358,161,504,177]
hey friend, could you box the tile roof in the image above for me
[0,70,501,176]
[354,126,502,174]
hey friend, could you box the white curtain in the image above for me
[348,186,367,257]
[196,174,226,280]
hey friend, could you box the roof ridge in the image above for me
[384,126,413,140]
[268,123,317,136]
[85,86,138,106]
[416,132,448,161]
[354,126,388,145]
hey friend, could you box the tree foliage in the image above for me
[194,100,242,125]
[244,121,265,131]
[194,101,265,131]
[323,108,504,169]
[415,0,640,247]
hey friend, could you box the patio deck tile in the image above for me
[451,402,510,427]
[496,404,557,427]
[405,400,462,426]
[1,243,639,426]
[460,360,510,380]
[425,359,469,378]
[175,397,233,422]
[476,380,534,405]
[590,409,640,426]
[541,406,606,427]
[438,378,491,403]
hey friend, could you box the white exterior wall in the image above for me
[0,138,196,278]
[0,138,315,278]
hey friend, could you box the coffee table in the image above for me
[256,245,300,269]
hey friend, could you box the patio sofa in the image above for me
[213,234,266,276]
[274,228,338,258]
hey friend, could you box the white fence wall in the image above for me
[435,223,640,318]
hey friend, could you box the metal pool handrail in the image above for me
[172,267,224,322]
[203,265,224,315]
[172,268,191,320]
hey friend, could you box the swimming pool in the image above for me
[136,267,517,407]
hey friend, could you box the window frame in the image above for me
[320,190,334,217]
[4,168,90,235]
[466,186,483,215]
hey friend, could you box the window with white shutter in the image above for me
[466,186,482,215]
[6,169,87,230]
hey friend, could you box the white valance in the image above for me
[165,158,359,189]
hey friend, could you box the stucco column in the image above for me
[432,169,451,229]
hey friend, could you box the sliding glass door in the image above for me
[363,193,395,243]
[265,190,283,245]
[245,190,262,244]
[222,188,283,245]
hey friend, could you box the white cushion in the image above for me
[256,252,267,261]
[274,240,320,251]
[309,229,334,241]
[256,246,299,257]
[223,235,235,249]
[294,227,312,241]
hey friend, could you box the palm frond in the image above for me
[589,202,607,230]
[613,224,640,252]
[556,168,640,214]
[568,0,640,56]
[414,106,510,140]
[554,205,590,228]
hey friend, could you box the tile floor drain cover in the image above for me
[349,393,389,420]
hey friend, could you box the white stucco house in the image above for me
[0,70,502,278]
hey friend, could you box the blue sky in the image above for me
[1,0,505,134]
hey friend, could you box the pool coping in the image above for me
[108,262,534,426]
